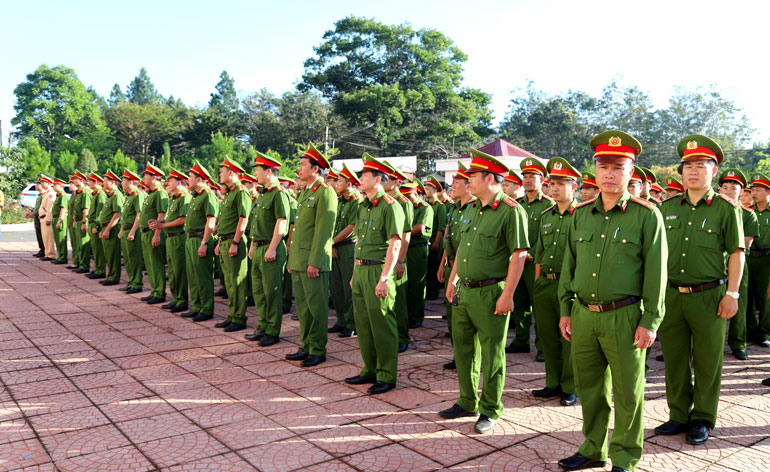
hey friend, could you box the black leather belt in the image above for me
[525,254,535,264]
[253,240,271,247]
[219,233,235,241]
[669,279,726,294]
[462,277,505,289]
[141,227,152,233]
[187,231,204,238]
[333,239,357,248]
[749,249,770,257]
[578,295,641,313]
[410,242,429,248]
[544,273,560,280]
[166,232,184,238]
[355,258,382,266]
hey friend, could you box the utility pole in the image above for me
[324,126,329,152]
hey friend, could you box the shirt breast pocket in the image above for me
[574,230,593,262]
[541,226,555,248]
[696,222,722,252]
[665,219,681,232]
[610,232,641,265]
[478,225,501,253]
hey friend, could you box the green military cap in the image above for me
[640,167,657,184]
[455,161,470,180]
[73,170,87,181]
[301,142,331,170]
[339,163,361,186]
[253,150,282,169]
[665,176,685,193]
[361,152,391,175]
[581,171,598,188]
[190,160,213,183]
[144,163,165,178]
[382,159,408,182]
[240,172,257,184]
[467,147,509,176]
[520,156,547,177]
[122,168,141,182]
[505,168,522,184]
[426,176,443,192]
[718,168,748,187]
[278,175,295,185]
[676,163,683,175]
[400,180,420,195]
[220,156,246,174]
[750,172,770,189]
[677,134,723,165]
[104,169,121,183]
[590,130,642,160]
[546,157,580,180]
[631,166,645,183]
[168,167,188,182]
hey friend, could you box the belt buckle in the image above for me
[677,286,692,294]
[587,304,602,313]
[355,259,362,266]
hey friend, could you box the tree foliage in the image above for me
[76,149,98,175]
[127,67,161,105]
[18,137,52,181]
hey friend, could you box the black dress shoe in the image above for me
[685,420,709,445]
[215,288,227,297]
[328,325,344,333]
[505,343,530,354]
[338,328,354,338]
[214,320,231,329]
[41,257,55,261]
[474,414,497,434]
[286,349,308,361]
[611,467,630,472]
[223,322,246,332]
[443,360,456,370]
[763,377,770,387]
[244,329,265,341]
[557,452,606,470]
[91,273,106,279]
[33,251,44,257]
[161,302,176,309]
[438,403,478,419]
[533,386,563,398]
[426,293,439,301]
[345,375,376,385]
[398,343,407,353]
[535,350,545,362]
[66,265,78,269]
[408,321,422,329]
[75,268,89,273]
[193,313,213,322]
[258,335,280,347]
[140,294,153,301]
[759,339,770,348]
[170,305,187,313]
[560,393,578,406]
[85,272,97,278]
[118,285,131,291]
[53,260,67,265]
[732,349,749,360]
[181,310,199,318]
[301,355,326,367]
[655,420,687,436]
[125,287,142,294]
[368,381,396,395]
[100,280,119,286]
[656,354,665,362]
[146,297,166,305]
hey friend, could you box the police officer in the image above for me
[718,168,758,360]
[66,175,79,269]
[243,152,290,346]
[502,169,523,199]
[655,135,744,446]
[532,157,579,406]
[138,164,168,304]
[72,172,92,274]
[626,167,645,198]
[279,176,297,314]
[151,168,191,312]
[557,131,666,472]
[98,171,124,286]
[665,176,684,199]
[86,174,107,279]
[37,174,57,261]
[286,143,338,367]
[51,178,69,265]
[182,162,218,322]
[29,179,45,258]
[344,155,405,394]
[213,158,252,332]
[580,172,600,202]
[425,176,446,302]
[441,148,529,434]
[121,170,145,294]
[747,172,770,347]
[402,180,433,332]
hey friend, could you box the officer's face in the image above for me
[641,181,651,197]
[719,181,742,201]
[297,158,316,182]
[88,180,97,191]
[549,177,576,203]
[383,177,397,192]
[595,158,632,194]
[649,189,662,201]
[751,186,769,202]
[682,160,717,191]
[143,173,154,187]
[627,181,642,197]
[425,185,436,198]
[167,179,180,194]
[335,177,351,194]
[580,186,599,201]
[665,189,681,199]
[359,171,378,193]
[219,166,231,184]
[740,190,754,206]
[468,171,495,196]
[522,172,542,192]
[452,178,468,199]
[254,166,268,186]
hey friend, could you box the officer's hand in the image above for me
[494,294,513,316]
[375,280,388,298]
[349,277,353,288]
[228,242,238,257]
[248,245,253,260]
[118,231,122,240]
[265,248,276,262]
[436,265,444,283]
[633,326,655,349]
[559,317,572,341]
[214,242,220,256]
[395,262,405,280]
[717,296,738,319]
[81,223,86,232]
[92,227,98,234]
[307,265,319,278]
[332,247,338,259]
[152,234,160,248]
[445,283,456,303]
[56,221,61,230]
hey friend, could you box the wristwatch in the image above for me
[379,276,389,283]
[726,291,740,300]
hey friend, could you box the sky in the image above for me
[2,0,769,149]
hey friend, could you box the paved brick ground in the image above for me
[1,241,769,471]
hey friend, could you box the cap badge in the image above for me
[728,171,735,177]
[554,162,562,170]
[608,136,622,147]
[525,160,532,166]
[687,140,698,150]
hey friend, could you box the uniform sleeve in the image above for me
[745,211,760,238]
[158,191,169,213]
[237,190,251,218]
[114,193,125,213]
[417,204,433,232]
[273,192,290,222]
[639,208,668,331]
[309,187,338,269]
[341,200,358,228]
[181,195,191,215]
[506,205,530,253]
[434,204,447,234]
[135,194,144,213]
[533,214,546,264]
[386,202,404,240]
[402,201,414,232]
[558,214,579,317]
[723,204,745,254]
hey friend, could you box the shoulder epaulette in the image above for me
[351,194,359,201]
[383,194,396,204]
[420,200,429,207]
[575,198,596,209]
[540,203,556,215]
[742,204,754,213]
[502,196,518,207]
[543,194,554,201]
[630,196,657,210]
[320,182,329,188]
[237,185,244,192]
[718,194,739,207]
[661,194,679,203]
[398,194,408,203]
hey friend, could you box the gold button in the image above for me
[688,222,692,225]
[682,253,686,256]
[473,227,477,230]
[601,234,605,238]
[596,253,601,257]
[464,259,467,262]
[605,216,609,220]
[592,273,596,277]
[550,256,553,258]
[556,229,559,232]
[622,239,626,243]
[681,269,685,272]
[685,237,689,241]
[592,293,596,297]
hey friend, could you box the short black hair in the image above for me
[482,171,504,184]
[363,170,389,185]
[255,164,276,176]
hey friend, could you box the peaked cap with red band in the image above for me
[240,172,257,183]
[361,152,391,175]
[278,176,295,186]
[677,134,723,165]
[339,163,361,186]
[665,176,684,193]
[454,161,470,180]
[122,169,140,182]
[520,157,547,177]
[546,157,580,180]
[327,168,339,179]
[88,173,103,183]
[581,171,598,188]
[220,157,245,175]
[73,171,87,181]
[751,172,770,189]
[253,150,282,169]
[38,174,54,184]
[505,168,522,185]
[382,160,408,183]
[104,170,121,183]
[718,168,747,187]
[590,130,642,161]
[301,142,330,170]
[466,148,509,177]
[640,167,656,184]
[144,163,165,178]
[53,178,67,185]
[168,167,188,182]
[189,161,213,184]
[630,166,645,183]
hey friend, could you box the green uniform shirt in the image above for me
[67,190,76,224]
[354,190,405,262]
[217,183,251,236]
[445,197,477,262]
[410,200,433,245]
[245,191,259,237]
[753,203,770,249]
[52,191,69,221]
[249,181,290,241]
[534,199,577,275]
[428,198,447,244]
[517,191,554,252]
[455,191,529,282]
[743,206,760,241]
[165,188,191,235]
[288,178,338,271]
[72,188,91,222]
[288,194,297,225]
[139,186,168,229]
[87,189,107,225]
[184,187,218,233]
[396,193,414,235]
[661,189,744,285]
[335,190,361,241]
[99,189,124,225]
[559,192,667,331]
[121,189,143,229]
[33,194,42,213]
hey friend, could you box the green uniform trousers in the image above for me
[220,238,249,325]
[571,300,645,471]
[76,223,91,271]
[90,224,106,276]
[33,216,44,253]
[53,222,68,263]
[533,277,574,393]
[659,286,726,429]
[166,233,187,308]
[291,270,330,357]
[352,265,399,384]
[728,263,750,351]
[185,236,214,315]
[394,268,410,345]
[510,263,536,349]
[746,255,770,341]
[70,221,81,267]
[251,243,287,337]
[102,227,121,283]
[282,267,293,312]
[443,264,454,341]
[141,231,166,298]
[406,245,429,325]
[452,282,510,419]
[121,230,143,290]
[330,243,355,330]
[427,246,442,297]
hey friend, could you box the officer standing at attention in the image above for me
[508,157,552,360]
[580,172,600,202]
[66,175,79,269]
[557,131,666,472]
[181,162,219,322]
[655,135,744,446]
[121,170,145,294]
[37,174,57,261]
[717,168,758,360]
[213,158,252,332]
[85,174,107,279]
[425,176,446,301]
[747,172,770,347]
[51,178,69,265]
[665,177,685,199]
[151,168,191,313]
[138,164,168,304]
[243,152,290,346]
[286,143,338,367]
[502,169,523,200]
[344,155,405,394]
[441,148,529,434]
[279,176,297,314]
[29,180,45,258]
[402,180,433,332]
[72,172,92,274]
[97,171,124,286]
[532,157,579,406]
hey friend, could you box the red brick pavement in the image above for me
[1,242,770,471]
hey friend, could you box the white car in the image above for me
[19,183,72,209]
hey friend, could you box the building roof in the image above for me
[459,139,541,160]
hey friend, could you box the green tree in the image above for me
[161,141,171,174]
[101,150,137,175]
[106,102,184,164]
[109,84,126,106]
[18,137,52,181]
[77,148,98,175]
[127,67,161,105]
[0,146,28,198]
[196,132,256,174]
[54,150,79,178]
